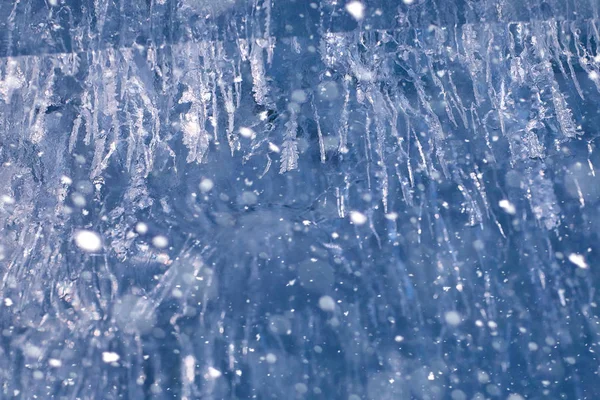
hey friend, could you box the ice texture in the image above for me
[1,0,600,399]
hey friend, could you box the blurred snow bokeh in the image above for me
[1,0,600,398]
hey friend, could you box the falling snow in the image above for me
[1,0,600,399]
[73,230,103,252]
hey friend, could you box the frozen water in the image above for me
[1,0,600,399]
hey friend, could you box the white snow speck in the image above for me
[102,352,120,363]
[528,342,538,351]
[402,0,414,4]
[385,212,398,220]
[507,395,525,400]
[239,127,256,139]
[350,211,368,225]
[590,71,599,81]
[568,253,588,269]
[291,89,307,104]
[318,295,336,312]
[199,178,214,193]
[71,193,86,208]
[48,359,62,367]
[74,230,102,252]
[345,1,365,20]
[135,222,148,234]
[206,367,222,379]
[295,383,308,394]
[394,335,404,342]
[240,191,258,205]
[428,371,435,381]
[444,311,462,326]
[498,199,516,215]
[24,344,42,358]
[184,355,195,382]
[1,195,15,205]
[152,235,169,249]
[268,142,281,153]
[265,353,277,364]
[4,298,13,307]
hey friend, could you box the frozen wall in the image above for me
[1,0,600,399]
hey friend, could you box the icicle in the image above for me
[91,141,117,179]
[215,42,239,154]
[525,166,560,230]
[233,59,243,109]
[470,165,490,217]
[427,57,458,128]
[338,77,350,153]
[410,70,448,177]
[28,60,55,144]
[250,42,270,106]
[460,24,485,106]
[0,58,25,104]
[456,172,483,227]
[209,71,219,143]
[494,80,509,143]
[176,44,213,165]
[395,163,414,207]
[447,72,469,128]
[548,20,584,100]
[263,0,275,64]
[366,88,390,213]
[182,110,211,164]
[312,101,326,163]
[570,23,600,94]
[470,105,496,164]
[413,127,429,173]
[550,84,581,139]
[484,30,495,101]
[588,142,596,177]
[237,38,250,62]
[69,115,82,153]
[223,84,238,152]
[279,110,299,173]
[103,51,120,133]
[364,111,373,190]
[509,55,527,87]
[90,135,107,178]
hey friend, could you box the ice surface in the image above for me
[1,0,600,399]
